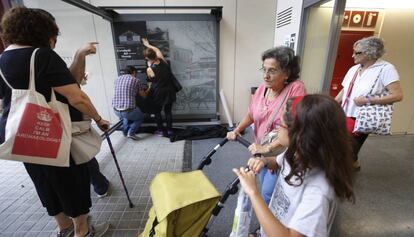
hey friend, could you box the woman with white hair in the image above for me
[335,36,403,170]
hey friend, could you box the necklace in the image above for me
[263,89,278,110]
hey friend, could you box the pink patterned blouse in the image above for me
[248,80,307,143]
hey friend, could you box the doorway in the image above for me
[329,30,373,97]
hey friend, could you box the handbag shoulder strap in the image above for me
[342,66,360,109]
[367,64,386,96]
[265,86,290,131]
[28,48,40,91]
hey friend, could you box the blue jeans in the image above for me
[114,108,144,136]
[259,167,278,205]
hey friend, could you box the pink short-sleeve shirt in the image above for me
[248,80,307,143]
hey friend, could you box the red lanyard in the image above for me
[342,67,360,110]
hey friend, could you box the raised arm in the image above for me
[142,38,165,61]
[233,167,304,237]
[69,42,98,84]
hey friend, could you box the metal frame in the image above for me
[101,6,222,21]
[61,0,115,21]
[297,0,346,93]
[322,0,346,92]
[111,13,220,121]
[61,1,222,22]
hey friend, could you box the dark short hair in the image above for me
[283,94,354,202]
[124,65,137,75]
[144,48,157,60]
[262,46,300,83]
[0,7,59,47]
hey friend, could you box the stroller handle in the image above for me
[235,136,251,148]
[236,136,262,158]
[197,138,229,170]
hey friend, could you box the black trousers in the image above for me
[24,158,91,217]
[154,102,173,130]
[352,133,369,161]
[87,158,109,195]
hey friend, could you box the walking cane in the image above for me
[104,132,135,208]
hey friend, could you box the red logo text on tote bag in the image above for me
[11,103,63,158]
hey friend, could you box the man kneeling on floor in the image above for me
[112,66,150,140]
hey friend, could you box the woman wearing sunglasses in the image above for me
[335,36,403,170]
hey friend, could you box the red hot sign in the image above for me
[342,10,379,28]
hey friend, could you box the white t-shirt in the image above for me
[341,59,399,117]
[261,152,338,237]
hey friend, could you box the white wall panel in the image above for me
[274,0,303,50]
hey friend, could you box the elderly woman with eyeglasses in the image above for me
[335,36,403,170]
[227,46,307,205]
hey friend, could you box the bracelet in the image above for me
[365,96,372,105]
[95,115,102,123]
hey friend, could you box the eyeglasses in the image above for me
[259,67,280,76]
[353,51,363,55]
[275,122,288,130]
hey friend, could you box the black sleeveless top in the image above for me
[150,60,176,106]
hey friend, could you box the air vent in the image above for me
[276,7,292,28]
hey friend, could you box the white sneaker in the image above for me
[97,183,111,198]
[96,192,108,198]
[85,222,110,237]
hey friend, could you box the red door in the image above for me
[330,30,374,97]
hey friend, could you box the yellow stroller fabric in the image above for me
[141,170,220,237]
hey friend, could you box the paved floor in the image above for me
[0,132,185,237]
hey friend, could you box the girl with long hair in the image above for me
[234,94,354,237]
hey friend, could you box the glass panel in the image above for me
[113,17,218,119]
[300,0,334,93]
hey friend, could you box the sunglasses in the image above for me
[353,51,363,55]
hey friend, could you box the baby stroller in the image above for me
[140,136,253,237]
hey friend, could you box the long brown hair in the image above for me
[283,94,354,201]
